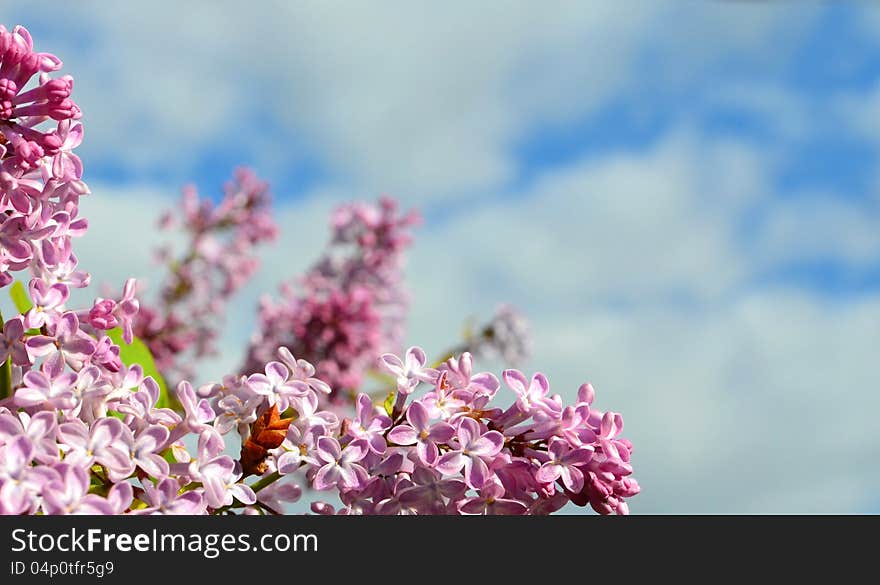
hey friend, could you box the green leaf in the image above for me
[7,282,40,335]
[9,280,33,313]
[106,327,172,408]
[0,357,10,401]
[383,389,395,417]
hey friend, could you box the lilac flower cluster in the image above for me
[291,348,639,515]
[136,169,277,380]
[0,24,638,515]
[1,24,86,289]
[243,197,419,402]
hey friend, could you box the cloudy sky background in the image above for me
[4,1,880,513]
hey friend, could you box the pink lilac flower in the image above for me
[56,417,129,473]
[436,417,505,489]
[0,316,28,365]
[40,463,116,515]
[214,391,261,436]
[277,347,332,395]
[345,393,392,454]
[247,361,309,413]
[14,367,77,410]
[25,311,95,375]
[313,437,369,491]
[24,278,68,328]
[421,371,467,420]
[398,466,467,514]
[272,424,324,474]
[202,461,255,509]
[457,479,528,515]
[113,424,170,482]
[387,400,454,466]
[134,478,205,515]
[502,369,561,418]
[0,436,44,514]
[535,437,594,493]
[0,410,57,463]
[175,381,215,433]
[85,278,139,343]
[379,346,438,394]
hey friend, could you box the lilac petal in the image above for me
[137,426,169,453]
[247,374,272,395]
[406,401,430,432]
[24,335,55,356]
[491,499,528,515]
[171,491,205,514]
[75,496,115,515]
[265,361,289,385]
[107,482,133,513]
[356,393,373,424]
[308,377,332,395]
[100,447,134,477]
[378,354,404,376]
[502,369,528,395]
[471,372,500,394]
[561,466,585,493]
[55,313,77,339]
[5,435,34,472]
[42,352,66,378]
[13,386,49,407]
[457,417,480,447]
[438,479,468,499]
[57,421,88,450]
[232,483,256,505]
[337,465,358,489]
[276,451,302,475]
[316,436,341,463]
[202,476,228,508]
[91,418,121,448]
[405,346,427,369]
[458,498,487,515]
[529,373,550,397]
[340,440,368,464]
[23,371,51,393]
[536,463,563,484]
[435,451,466,475]
[313,464,340,491]
[563,447,594,467]
[196,399,215,424]
[428,422,455,443]
[465,456,490,489]
[416,439,439,467]
[470,430,504,457]
[368,433,387,455]
[138,453,170,479]
[0,414,23,441]
[600,411,615,438]
[387,425,418,446]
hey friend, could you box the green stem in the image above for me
[250,470,281,493]
[0,310,10,401]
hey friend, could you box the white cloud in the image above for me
[3,1,820,200]
[753,193,880,269]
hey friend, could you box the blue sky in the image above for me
[5,2,880,513]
